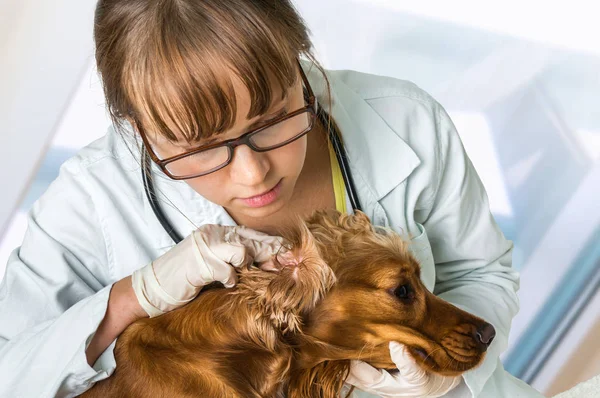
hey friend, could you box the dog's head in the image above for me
[285,210,494,378]
[230,210,493,398]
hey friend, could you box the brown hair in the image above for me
[93,0,330,145]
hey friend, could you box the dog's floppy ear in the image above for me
[257,219,336,334]
[287,334,357,398]
[287,359,352,398]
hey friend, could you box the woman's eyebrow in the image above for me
[180,93,291,149]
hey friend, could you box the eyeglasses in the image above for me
[136,61,318,180]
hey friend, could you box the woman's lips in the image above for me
[240,179,282,208]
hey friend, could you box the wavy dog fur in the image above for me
[83,210,492,397]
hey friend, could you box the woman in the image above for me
[0,1,542,397]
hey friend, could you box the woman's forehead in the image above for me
[229,70,290,121]
[147,72,296,148]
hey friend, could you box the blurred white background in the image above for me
[1,1,599,395]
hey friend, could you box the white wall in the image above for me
[0,0,98,239]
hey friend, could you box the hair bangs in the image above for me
[122,1,304,145]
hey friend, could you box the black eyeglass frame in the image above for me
[136,60,318,180]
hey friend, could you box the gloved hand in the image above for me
[132,224,282,317]
[345,342,462,398]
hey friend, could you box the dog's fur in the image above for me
[82,210,492,397]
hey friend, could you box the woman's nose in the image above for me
[229,145,270,185]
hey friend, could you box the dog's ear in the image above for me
[287,335,358,398]
[287,359,352,398]
[256,219,336,334]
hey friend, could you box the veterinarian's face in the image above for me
[183,74,308,219]
[187,76,307,217]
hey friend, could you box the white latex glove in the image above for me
[132,224,282,317]
[345,342,462,398]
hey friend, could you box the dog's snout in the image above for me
[475,323,496,348]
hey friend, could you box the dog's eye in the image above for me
[394,284,412,299]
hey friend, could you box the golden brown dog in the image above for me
[82,210,494,398]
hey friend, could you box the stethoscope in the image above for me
[142,110,362,245]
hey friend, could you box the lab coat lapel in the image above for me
[303,62,421,224]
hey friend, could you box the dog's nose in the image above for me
[475,323,496,349]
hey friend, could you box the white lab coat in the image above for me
[0,62,543,398]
